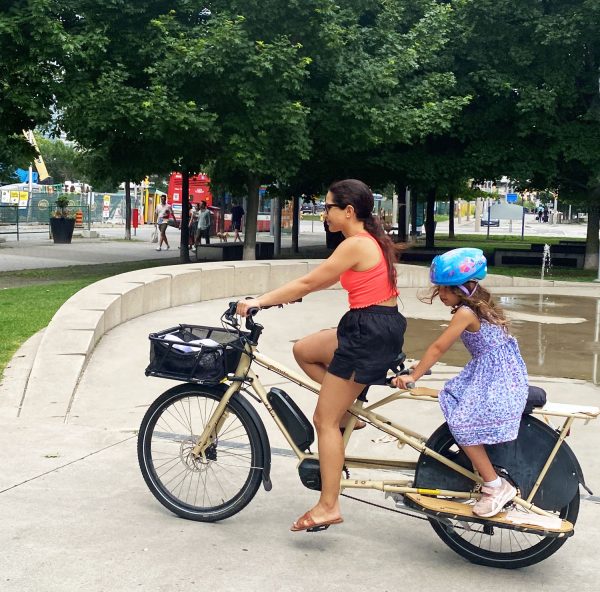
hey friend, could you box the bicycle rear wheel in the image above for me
[138,383,264,521]
[416,423,579,569]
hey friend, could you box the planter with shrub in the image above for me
[50,195,76,244]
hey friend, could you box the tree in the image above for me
[0,0,63,171]
[286,0,471,249]
[163,7,312,259]
[446,0,600,263]
[57,0,217,250]
[34,136,88,185]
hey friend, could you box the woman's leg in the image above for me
[293,329,364,430]
[292,328,337,383]
[292,373,365,527]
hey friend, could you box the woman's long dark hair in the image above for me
[328,179,400,289]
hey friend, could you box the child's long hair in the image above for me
[421,282,509,329]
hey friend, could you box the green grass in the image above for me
[0,281,92,374]
[0,258,180,288]
[0,258,180,376]
[488,265,597,282]
[431,234,577,252]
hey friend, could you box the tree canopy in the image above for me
[0,0,63,171]
[2,0,599,263]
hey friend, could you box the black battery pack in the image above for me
[267,387,314,451]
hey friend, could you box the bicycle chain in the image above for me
[340,491,430,522]
[341,466,470,531]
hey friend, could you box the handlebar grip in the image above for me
[247,307,260,317]
[406,382,416,389]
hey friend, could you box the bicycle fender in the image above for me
[211,383,273,492]
[415,417,584,511]
[486,415,581,510]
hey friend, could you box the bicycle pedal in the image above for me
[306,524,331,533]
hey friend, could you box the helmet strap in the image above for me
[458,282,478,297]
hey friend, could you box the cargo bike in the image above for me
[138,302,599,569]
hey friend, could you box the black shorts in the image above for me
[232,220,242,231]
[328,305,407,385]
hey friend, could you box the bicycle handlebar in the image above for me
[223,299,302,335]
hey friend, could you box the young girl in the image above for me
[237,179,406,532]
[393,248,528,518]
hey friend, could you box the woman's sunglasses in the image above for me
[324,203,344,213]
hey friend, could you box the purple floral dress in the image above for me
[438,308,528,447]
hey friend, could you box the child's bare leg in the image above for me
[461,445,497,481]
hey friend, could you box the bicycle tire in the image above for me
[138,383,264,521]
[416,423,579,569]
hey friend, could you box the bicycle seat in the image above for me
[358,354,408,402]
[524,385,546,414]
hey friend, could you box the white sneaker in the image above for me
[155,247,162,251]
[165,246,170,250]
[472,478,516,517]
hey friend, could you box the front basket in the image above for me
[145,324,247,384]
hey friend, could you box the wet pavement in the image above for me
[404,294,600,384]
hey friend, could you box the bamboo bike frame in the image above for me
[192,341,597,519]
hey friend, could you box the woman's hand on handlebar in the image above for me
[236,298,261,317]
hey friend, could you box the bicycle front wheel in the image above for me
[138,384,264,521]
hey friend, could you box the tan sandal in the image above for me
[290,510,344,532]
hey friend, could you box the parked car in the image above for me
[481,217,500,227]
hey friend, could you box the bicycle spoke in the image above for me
[145,393,257,513]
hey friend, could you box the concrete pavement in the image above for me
[0,218,598,590]
[1,278,599,590]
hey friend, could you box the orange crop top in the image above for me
[339,233,398,308]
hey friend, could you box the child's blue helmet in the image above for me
[430,248,487,291]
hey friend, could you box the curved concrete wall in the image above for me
[14,260,594,420]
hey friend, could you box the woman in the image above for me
[236,179,406,532]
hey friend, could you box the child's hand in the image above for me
[391,374,415,390]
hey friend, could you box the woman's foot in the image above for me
[155,247,162,251]
[291,507,343,532]
[339,420,366,434]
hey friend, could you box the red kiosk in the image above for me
[167,172,222,232]
[167,172,213,211]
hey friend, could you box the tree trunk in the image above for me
[179,169,190,264]
[410,190,418,238]
[448,194,455,239]
[124,179,131,240]
[396,183,407,242]
[244,174,260,260]
[292,194,300,253]
[584,202,600,270]
[273,196,282,257]
[425,187,436,248]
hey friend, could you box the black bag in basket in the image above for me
[146,325,244,384]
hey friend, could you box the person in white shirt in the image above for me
[154,195,174,251]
